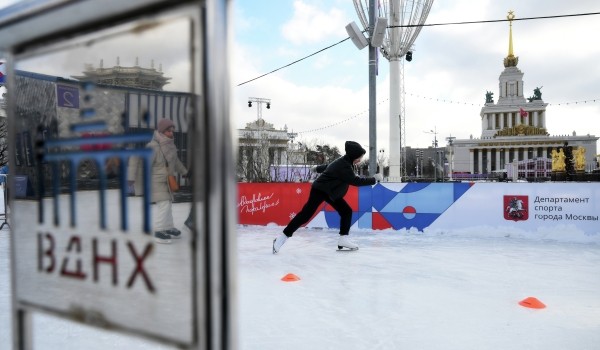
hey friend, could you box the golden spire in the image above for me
[503,10,519,67]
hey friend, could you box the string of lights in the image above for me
[406,93,600,107]
[295,112,365,135]
[389,11,600,28]
[296,93,600,135]
[297,99,388,135]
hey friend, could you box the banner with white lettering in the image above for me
[238,182,600,235]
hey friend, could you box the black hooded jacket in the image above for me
[312,141,376,200]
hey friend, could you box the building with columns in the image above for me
[237,119,303,182]
[450,12,598,178]
[72,57,170,90]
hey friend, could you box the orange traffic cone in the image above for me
[519,297,546,309]
[281,273,301,282]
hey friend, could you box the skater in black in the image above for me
[273,141,382,253]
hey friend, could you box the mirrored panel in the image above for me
[11,9,198,346]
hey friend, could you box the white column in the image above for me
[496,148,501,171]
[482,114,487,131]
[507,112,512,128]
[478,149,483,174]
[533,111,539,127]
[499,113,504,129]
[388,57,401,179]
[541,110,546,129]
[470,150,475,174]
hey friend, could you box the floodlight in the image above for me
[345,21,368,50]
[371,17,387,47]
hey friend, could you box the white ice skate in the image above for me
[273,233,288,254]
[337,235,359,251]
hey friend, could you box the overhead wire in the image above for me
[236,11,600,86]
[296,95,600,135]
[236,37,351,87]
[237,11,600,134]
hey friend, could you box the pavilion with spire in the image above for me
[72,57,170,90]
[449,11,598,179]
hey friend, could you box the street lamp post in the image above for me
[286,130,297,182]
[438,150,443,182]
[424,127,438,182]
[345,0,389,176]
[248,97,271,181]
[416,149,423,178]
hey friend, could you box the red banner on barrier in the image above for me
[237,183,316,226]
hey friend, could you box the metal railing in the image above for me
[0,174,8,230]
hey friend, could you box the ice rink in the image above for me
[2,207,600,349]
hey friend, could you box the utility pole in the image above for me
[368,0,377,175]
[424,127,438,182]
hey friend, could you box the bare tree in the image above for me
[237,130,272,182]
[0,117,7,167]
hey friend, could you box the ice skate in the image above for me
[273,233,288,254]
[337,235,358,251]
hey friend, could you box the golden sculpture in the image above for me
[495,124,548,137]
[552,148,566,172]
[574,147,586,172]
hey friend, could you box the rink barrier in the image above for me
[237,182,600,235]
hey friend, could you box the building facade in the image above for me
[450,14,598,179]
[237,119,303,182]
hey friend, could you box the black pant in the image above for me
[283,187,352,237]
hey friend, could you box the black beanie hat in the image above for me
[345,141,366,161]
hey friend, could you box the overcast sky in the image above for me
[232,0,600,155]
[1,0,599,157]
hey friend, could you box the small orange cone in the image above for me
[281,273,301,282]
[519,297,546,309]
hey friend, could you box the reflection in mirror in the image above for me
[11,13,198,345]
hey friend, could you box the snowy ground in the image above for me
[238,227,600,350]
[2,204,600,349]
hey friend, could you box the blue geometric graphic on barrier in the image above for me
[40,128,154,233]
[322,182,473,231]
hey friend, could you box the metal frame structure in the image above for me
[0,1,236,349]
[353,0,434,180]
[247,97,271,121]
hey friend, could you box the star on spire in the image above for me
[503,10,519,67]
